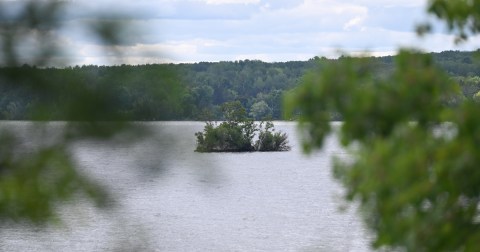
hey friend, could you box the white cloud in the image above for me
[35,0,476,65]
[200,0,261,5]
[343,16,366,31]
[351,0,426,8]
[267,0,367,18]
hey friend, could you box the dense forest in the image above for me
[0,50,479,121]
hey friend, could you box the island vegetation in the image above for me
[195,101,290,152]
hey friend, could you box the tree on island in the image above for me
[255,121,290,152]
[195,101,290,152]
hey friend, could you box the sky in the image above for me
[4,0,480,65]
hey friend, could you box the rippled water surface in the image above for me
[0,122,372,251]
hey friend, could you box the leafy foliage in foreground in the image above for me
[287,51,471,250]
[0,0,156,224]
[195,101,290,152]
[286,0,480,249]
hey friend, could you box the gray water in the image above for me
[0,122,372,251]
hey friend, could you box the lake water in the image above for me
[0,122,373,251]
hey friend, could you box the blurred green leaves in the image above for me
[286,0,480,251]
[427,0,480,43]
[0,1,64,67]
[0,0,171,225]
[0,138,108,225]
[286,51,459,149]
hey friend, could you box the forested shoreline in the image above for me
[1,50,479,121]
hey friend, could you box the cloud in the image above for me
[343,17,366,31]
[61,0,262,20]
[3,0,474,65]
[199,0,261,5]
[346,0,425,8]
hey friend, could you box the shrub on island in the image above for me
[195,101,290,152]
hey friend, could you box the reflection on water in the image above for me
[0,122,372,251]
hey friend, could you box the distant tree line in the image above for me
[0,50,479,121]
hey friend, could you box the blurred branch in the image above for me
[0,0,150,225]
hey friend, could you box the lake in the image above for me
[0,122,373,251]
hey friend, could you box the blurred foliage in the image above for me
[286,0,480,251]
[427,0,480,43]
[0,0,181,225]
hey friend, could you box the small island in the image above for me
[195,101,291,152]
